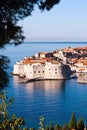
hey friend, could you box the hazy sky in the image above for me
[20,0,87,42]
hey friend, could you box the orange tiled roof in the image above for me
[74,46,87,50]
[23,57,50,64]
[23,57,59,65]
[83,61,87,65]
[23,58,31,64]
[74,58,87,65]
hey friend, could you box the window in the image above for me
[34,71,36,73]
[55,69,57,71]
[43,71,44,73]
[55,72,57,74]
[38,71,40,73]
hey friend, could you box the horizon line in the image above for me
[23,41,87,44]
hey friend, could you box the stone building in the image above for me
[13,58,71,80]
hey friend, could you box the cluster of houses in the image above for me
[56,46,87,73]
[13,46,87,82]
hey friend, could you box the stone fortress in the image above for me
[13,46,87,83]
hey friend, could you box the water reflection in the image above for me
[13,76,66,95]
[12,76,87,128]
[13,76,19,86]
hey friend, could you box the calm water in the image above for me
[1,42,87,128]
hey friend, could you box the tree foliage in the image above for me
[39,0,60,10]
[0,91,28,130]
[54,124,61,130]
[45,126,49,130]
[38,116,45,130]
[0,56,10,88]
[0,0,60,48]
[62,123,69,130]
[49,123,54,130]
[69,113,77,130]
[77,117,84,130]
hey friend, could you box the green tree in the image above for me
[0,56,10,88]
[23,128,29,130]
[0,0,60,88]
[45,126,49,130]
[68,113,77,130]
[54,124,61,130]
[77,117,84,130]
[62,123,69,130]
[49,123,54,130]
[0,0,60,48]
[30,128,35,130]
[0,91,28,130]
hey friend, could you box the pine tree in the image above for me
[30,128,35,130]
[55,124,61,130]
[77,117,84,130]
[62,123,69,130]
[23,128,28,130]
[45,126,49,130]
[68,113,77,130]
[49,123,54,130]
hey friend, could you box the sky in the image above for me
[19,0,87,42]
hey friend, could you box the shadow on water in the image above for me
[13,76,66,94]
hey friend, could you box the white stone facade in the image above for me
[44,62,65,79]
[13,62,24,76]
[13,61,71,80]
[24,63,45,79]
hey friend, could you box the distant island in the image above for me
[13,46,87,83]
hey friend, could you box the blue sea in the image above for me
[0,42,87,129]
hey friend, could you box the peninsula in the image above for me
[13,46,87,83]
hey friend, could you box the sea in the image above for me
[0,42,87,129]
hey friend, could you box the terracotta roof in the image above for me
[74,46,87,50]
[23,58,31,64]
[23,57,51,64]
[42,57,50,61]
[74,58,87,65]
[83,61,87,65]
[23,57,60,65]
